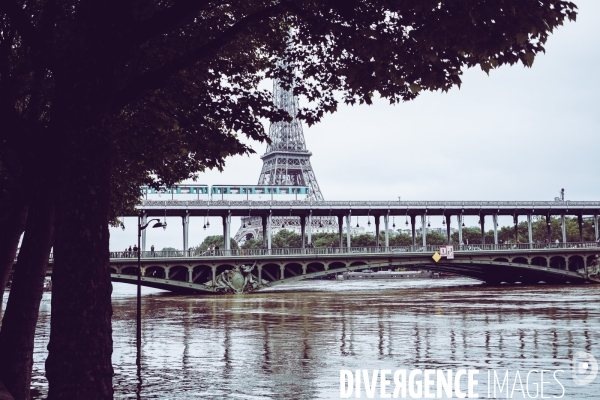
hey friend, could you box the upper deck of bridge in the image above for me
[132,199,600,217]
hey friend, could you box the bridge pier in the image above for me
[384,213,389,249]
[300,216,306,249]
[222,213,231,251]
[446,214,451,245]
[480,215,485,245]
[268,213,272,251]
[493,214,498,247]
[421,214,427,246]
[262,215,268,249]
[141,213,147,251]
[561,214,567,244]
[527,214,533,249]
[345,213,351,249]
[182,212,189,256]
[307,212,312,245]
[457,214,463,247]
[338,215,344,248]
[375,216,380,247]
[595,214,599,241]
[411,215,417,247]
[211,266,216,286]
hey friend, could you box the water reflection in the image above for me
[3,278,599,399]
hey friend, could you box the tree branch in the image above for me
[0,0,43,51]
[114,2,291,111]
[128,0,212,48]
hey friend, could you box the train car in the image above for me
[141,185,210,200]
[210,185,310,201]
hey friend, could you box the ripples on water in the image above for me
[3,278,599,399]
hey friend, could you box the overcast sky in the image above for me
[111,0,600,251]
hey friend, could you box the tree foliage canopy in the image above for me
[0,0,577,209]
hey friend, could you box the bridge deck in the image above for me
[32,245,600,294]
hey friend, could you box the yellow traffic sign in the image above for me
[432,252,441,262]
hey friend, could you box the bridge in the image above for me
[40,243,600,294]
[128,199,600,253]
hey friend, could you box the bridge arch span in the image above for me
[121,266,139,276]
[327,261,347,272]
[305,262,326,275]
[192,265,212,284]
[550,256,566,270]
[145,266,166,279]
[568,256,584,272]
[261,263,282,282]
[167,265,190,282]
[283,262,303,278]
[531,256,548,267]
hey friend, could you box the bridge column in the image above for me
[375,215,380,248]
[480,215,485,245]
[446,215,451,245]
[307,212,312,245]
[493,214,498,248]
[261,215,268,248]
[384,213,389,249]
[457,214,463,248]
[513,215,519,244]
[411,215,417,248]
[188,268,193,283]
[258,265,263,284]
[222,212,231,251]
[182,212,189,256]
[268,213,272,251]
[346,213,352,249]
[337,215,344,249]
[594,214,599,242]
[527,214,533,249]
[578,215,584,243]
[300,215,306,249]
[561,214,567,245]
[140,213,148,251]
[280,265,285,280]
[421,214,427,247]
[211,266,216,286]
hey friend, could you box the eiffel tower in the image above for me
[257,80,324,200]
[234,77,339,244]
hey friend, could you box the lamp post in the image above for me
[136,216,166,366]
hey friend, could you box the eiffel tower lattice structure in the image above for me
[234,78,344,244]
[257,80,324,201]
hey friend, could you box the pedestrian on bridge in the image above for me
[151,244,155,256]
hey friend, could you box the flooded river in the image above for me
[4,278,600,399]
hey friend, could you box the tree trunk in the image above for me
[0,199,54,400]
[0,200,29,319]
[45,123,114,399]
[0,380,15,400]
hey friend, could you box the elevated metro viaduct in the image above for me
[41,246,600,294]
[129,199,600,253]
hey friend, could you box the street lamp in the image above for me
[136,216,166,366]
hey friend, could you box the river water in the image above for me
[3,278,600,399]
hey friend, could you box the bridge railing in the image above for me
[99,241,600,259]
